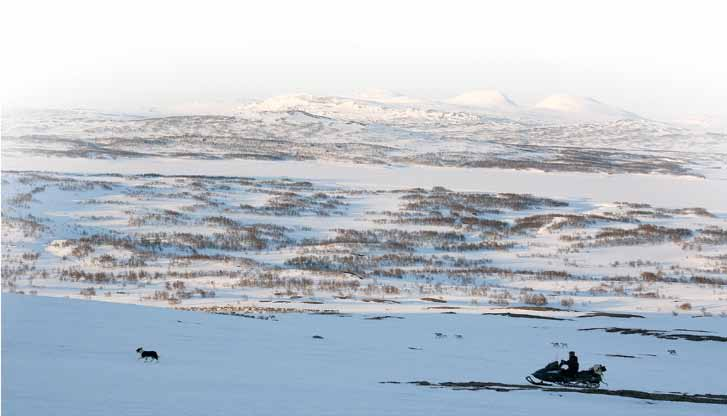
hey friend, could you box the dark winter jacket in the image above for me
[561,355,579,375]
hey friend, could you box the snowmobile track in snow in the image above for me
[384,381,727,405]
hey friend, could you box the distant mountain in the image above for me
[243,92,645,125]
[445,89,518,110]
[534,94,641,122]
[241,94,486,126]
[354,89,422,104]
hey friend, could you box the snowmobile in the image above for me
[526,361,607,388]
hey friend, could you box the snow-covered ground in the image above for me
[2,96,727,415]
[3,293,727,416]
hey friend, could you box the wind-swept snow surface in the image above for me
[3,294,726,416]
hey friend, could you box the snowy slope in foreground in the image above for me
[3,294,726,416]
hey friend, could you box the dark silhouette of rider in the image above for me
[560,351,579,376]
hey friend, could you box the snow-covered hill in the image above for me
[444,89,518,110]
[241,93,489,126]
[534,94,641,122]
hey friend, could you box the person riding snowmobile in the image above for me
[527,352,606,387]
[560,351,579,376]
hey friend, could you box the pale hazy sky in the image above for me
[2,0,726,121]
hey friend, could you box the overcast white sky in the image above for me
[2,0,726,121]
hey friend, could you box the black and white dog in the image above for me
[136,347,159,362]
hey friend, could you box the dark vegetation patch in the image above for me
[365,315,405,320]
[568,224,693,248]
[1,215,48,238]
[285,250,493,279]
[309,310,351,316]
[689,276,727,286]
[322,228,467,251]
[371,188,570,242]
[398,187,567,214]
[240,191,348,216]
[615,202,715,219]
[362,298,400,304]
[503,306,571,312]
[673,328,713,333]
[401,380,727,405]
[56,222,293,258]
[693,227,727,245]
[400,145,697,176]
[482,312,570,321]
[128,209,190,226]
[578,312,645,319]
[579,327,727,342]
[420,297,447,303]
[512,213,632,233]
